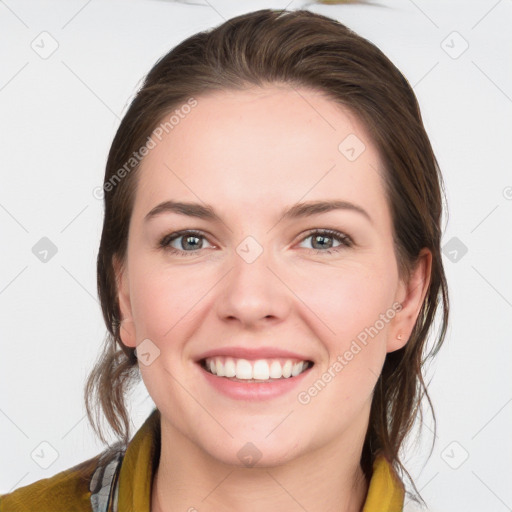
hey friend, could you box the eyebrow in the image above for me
[144,199,372,224]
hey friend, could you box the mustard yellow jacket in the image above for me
[0,408,404,511]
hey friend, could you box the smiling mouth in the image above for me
[199,357,314,382]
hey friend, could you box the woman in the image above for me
[0,8,448,512]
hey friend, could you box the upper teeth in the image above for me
[204,357,311,380]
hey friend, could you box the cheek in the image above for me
[292,262,397,389]
[293,270,395,424]
[129,259,212,341]
[296,261,397,338]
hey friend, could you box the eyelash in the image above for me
[158,228,353,257]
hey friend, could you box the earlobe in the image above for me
[387,248,432,353]
[113,254,137,348]
[388,332,406,353]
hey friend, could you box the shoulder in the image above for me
[0,447,121,512]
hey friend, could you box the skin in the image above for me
[115,85,431,512]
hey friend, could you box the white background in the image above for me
[1,1,511,510]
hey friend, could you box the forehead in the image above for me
[132,85,389,225]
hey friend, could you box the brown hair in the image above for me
[85,8,449,501]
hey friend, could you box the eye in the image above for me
[159,230,213,256]
[158,228,353,257]
[298,229,353,254]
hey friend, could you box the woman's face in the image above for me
[116,85,425,467]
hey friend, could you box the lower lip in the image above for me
[197,363,312,401]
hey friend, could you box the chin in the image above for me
[201,435,302,469]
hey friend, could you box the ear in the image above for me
[113,254,137,348]
[388,248,432,353]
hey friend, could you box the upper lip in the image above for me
[195,347,314,362]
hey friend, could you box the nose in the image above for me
[214,240,293,329]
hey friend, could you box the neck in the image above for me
[151,417,370,512]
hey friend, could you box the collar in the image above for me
[117,408,404,511]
